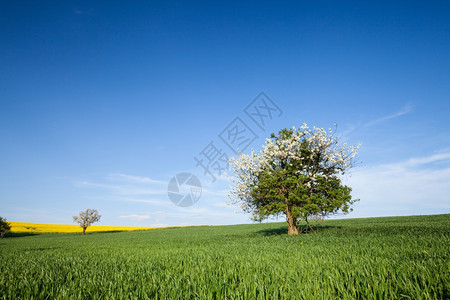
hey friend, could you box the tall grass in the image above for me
[0,214,448,299]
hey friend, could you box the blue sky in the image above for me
[1,1,449,226]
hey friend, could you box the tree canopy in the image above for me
[0,216,11,238]
[229,124,360,235]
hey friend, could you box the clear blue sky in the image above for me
[1,1,449,226]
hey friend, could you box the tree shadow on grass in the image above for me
[256,225,343,236]
[89,230,124,234]
[83,230,150,235]
[3,232,41,238]
[25,247,61,251]
[306,225,343,233]
[256,227,288,236]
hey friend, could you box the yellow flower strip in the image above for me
[8,222,159,233]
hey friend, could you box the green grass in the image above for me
[1,214,449,299]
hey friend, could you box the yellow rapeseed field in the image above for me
[9,222,158,233]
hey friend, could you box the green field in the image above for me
[1,214,449,299]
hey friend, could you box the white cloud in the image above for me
[119,214,151,222]
[406,151,450,166]
[72,173,246,225]
[73,148,450,226]
[73,181,120,190]
[107,173,166,185]
[344,150,450,217]
[73,173,167,197]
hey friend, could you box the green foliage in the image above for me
[251,169,356,223]
[0,214,448,299]
[0,216,11,233]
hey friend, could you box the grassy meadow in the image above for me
[0,214,448,299]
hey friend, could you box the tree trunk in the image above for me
[82,227,86,235]
[286,206,299,235]
[305,217,316,234]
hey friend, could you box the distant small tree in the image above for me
[0,216,11,238]
[73,209,101,235]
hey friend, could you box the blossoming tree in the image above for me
[229,124,360,235]
[73,209,101,235]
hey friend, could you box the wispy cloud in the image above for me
[73,173,167,200]
[114,197,168,206]
[74,180,166,196]
[107,173,166,185]
[119,214,150,222]
[73,8,84,15]
[406,151,450,166]
[200,173,232,197]
[364,102,413,127]
[340,102,414,139]
[344,150,450,217]
[72,172,250,226]
[74,181,121,190]
[74,172,231,206]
